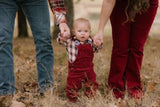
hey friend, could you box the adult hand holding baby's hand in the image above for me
[59,23,70,41]
[93,31,103,47]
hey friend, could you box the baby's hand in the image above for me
[59,33,65,41]
[58,33,68,42]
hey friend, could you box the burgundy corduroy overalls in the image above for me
[66,43,98,102]
[108,0,158,99]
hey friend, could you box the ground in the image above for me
[12,35,160,107]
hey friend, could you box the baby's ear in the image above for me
[89,30,91,35]
[72,30,75,35]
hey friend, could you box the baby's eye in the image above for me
[85,30,88,32]
[78,30,81,32]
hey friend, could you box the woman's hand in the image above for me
[93,31,103,47]
[93,0,116,46]
[59,23,70,41]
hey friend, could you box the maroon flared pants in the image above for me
[108,0,158,98]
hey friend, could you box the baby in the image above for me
[57,18,102,102]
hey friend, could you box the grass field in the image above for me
[12,35,160,107]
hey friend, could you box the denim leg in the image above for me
[0,0,18,95]
[21,0,54,93]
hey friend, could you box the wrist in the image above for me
[59,21,67,27]
[97,30,104,35]
[98,27,104,32]
[57,21,67,27]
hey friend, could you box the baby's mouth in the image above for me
[81,36,85,38]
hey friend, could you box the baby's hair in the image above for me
[73,18,91,29]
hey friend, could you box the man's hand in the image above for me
[59,23,70,41]
[93,31,103,47]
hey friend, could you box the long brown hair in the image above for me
[125,0,150,22]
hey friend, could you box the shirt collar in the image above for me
[73,36,93,45]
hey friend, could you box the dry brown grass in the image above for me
[12,35,160,107]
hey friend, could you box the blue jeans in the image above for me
[0,0,54,95]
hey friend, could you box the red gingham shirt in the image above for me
[48,0,66,25]
[57,34,102,63]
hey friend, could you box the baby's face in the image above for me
[73,22,91,42]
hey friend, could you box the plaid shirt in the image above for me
[57,34,102,63]
[48,0,66,25]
